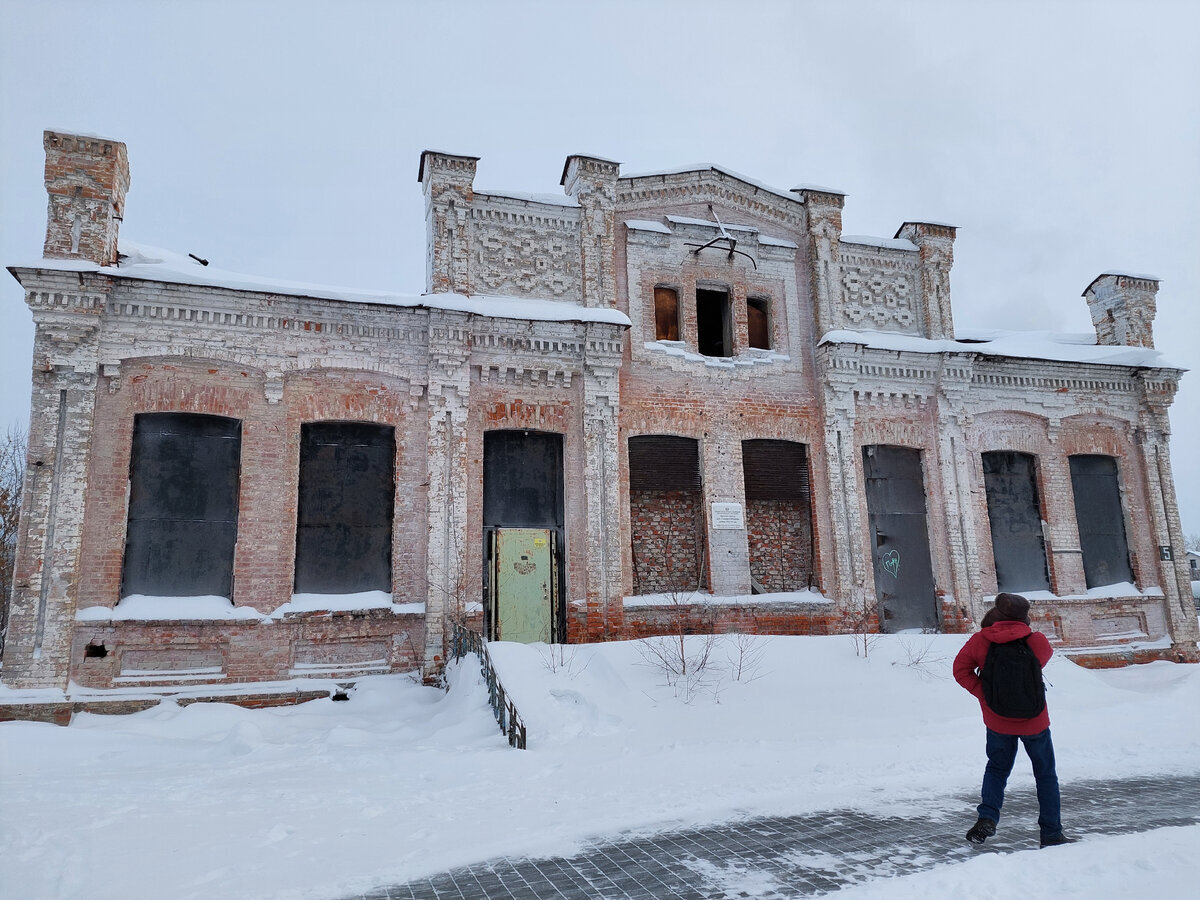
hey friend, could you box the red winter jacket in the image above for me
[953,620,1052,735]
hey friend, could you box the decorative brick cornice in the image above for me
[417,150,480,184]
[471,202,579,231]
[25,288,107,315]
[618,173,805,230]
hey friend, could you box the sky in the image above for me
[1,0,1198,536]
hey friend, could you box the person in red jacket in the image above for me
[953,592,1075,848]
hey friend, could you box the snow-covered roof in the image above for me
[790,182,847,196]
[624,219,672,235]
[841,235,918,252]
[821,328,1185,370]
[475,189,580,208]
[893,221,957,235]
[758,234,799,249]
[665,215,758,233]
[13,243,631,328]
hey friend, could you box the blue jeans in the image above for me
[977,728,1062,838]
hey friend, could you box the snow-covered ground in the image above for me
[2,634,1198,899]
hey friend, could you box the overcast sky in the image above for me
[2,0,1197,537]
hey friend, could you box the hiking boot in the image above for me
[966,818,997,844]
[1040,832,1077,848]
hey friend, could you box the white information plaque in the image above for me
[711,502,745,530]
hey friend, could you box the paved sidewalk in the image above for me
[339,775,1200,899]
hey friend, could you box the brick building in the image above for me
[2,131,1196,703]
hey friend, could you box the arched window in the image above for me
[982,451,1049,592]
[1069,454,1134,588]
[295,421,395,594]
[628,435,703,595]
[121,413,241,599]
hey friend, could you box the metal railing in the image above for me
[451,624,527,750]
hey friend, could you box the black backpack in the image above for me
[981,637,1046,719]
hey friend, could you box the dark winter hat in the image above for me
[993,592,1031,623]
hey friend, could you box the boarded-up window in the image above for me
[295,422,394,594]
[483,430,564,528]
[121,413,241,599]
[747,297,770,350]
[983,451,1050,593]
[629,435,704,595]
[742,440,812,592]
[1070,454,1134,588]
[696,288,731,357]
[654,287,679,341]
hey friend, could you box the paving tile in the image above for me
[336,775,1200,899]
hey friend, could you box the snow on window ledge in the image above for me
[270,592,425,618]
[623,588,832,608]
[983,583,1162,605]
[643,341,790,369]
[75,592,427,623]
[77,595,265,622]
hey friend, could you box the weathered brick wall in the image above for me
[70,613,426,689]
[629,489,704,595]
[745,499,813,592]
[42,131,129,266]
[622,602,840,639]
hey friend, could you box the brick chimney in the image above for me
[1083,272,1160,348]
[895,221,957,340]
[561,155,620,309]
[42,130,130,266]
[418,150,479,295]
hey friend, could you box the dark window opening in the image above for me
[84,642,108,658]
[696,288,731,357]
[1069,454,1134,589]
[982,451,1050,593]
[121,412,241,599]
[629,435,704,595]
[295,422,395,594]
[654,286,679,341]
[742,440,812,593]
[483,430,564,529]
[747,297,770,350]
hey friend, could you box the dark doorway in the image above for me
[628,435,704,595]
[483,430,565,642]
[1069,454,1134,588]
[696,288,731,357]
[862,445,938,632]
[742,440,812,592]
[121,412,241,599]
[295,422,395,594]
[982,451,1050,593]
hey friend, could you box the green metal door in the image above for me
[492,528,555,643]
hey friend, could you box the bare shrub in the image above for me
[635,590,724,702]
[839,594,881,659]
[539,642,590,678]
[894,634,948,679]
[724,630,768,683]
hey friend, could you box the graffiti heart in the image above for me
[882,548,901,578]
